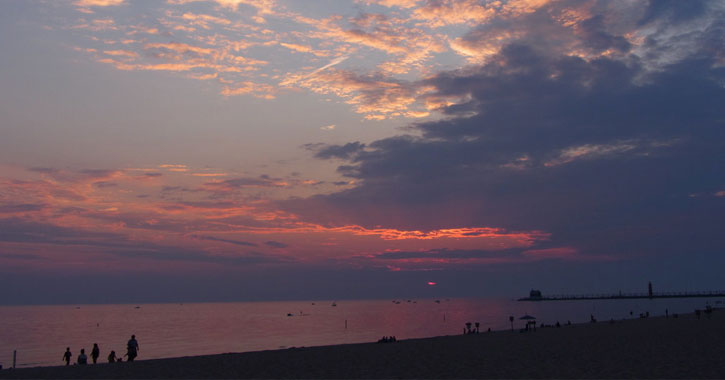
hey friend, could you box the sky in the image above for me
[0,0,723,305]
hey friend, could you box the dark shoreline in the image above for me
[1,311,723,379]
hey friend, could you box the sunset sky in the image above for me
[1,0,723,304]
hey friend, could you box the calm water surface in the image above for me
[0,297,719,368]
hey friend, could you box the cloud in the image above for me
[361,0,419,8]
[107,246,287,266]
[307,142,365,160]
[372,248,512,260]
[0,252,44,261]
[191,234,258,247]
[0,204,47,214]
[411,0,497,28]
[265,241,288,248]
[287,3,725,263]
[0,217,124,246]
[521,247,579,259]
[282,69,429,119]
[66,0,723,122]
[365,245,602,269]
[74,0,125,7]
[204,175,289,191]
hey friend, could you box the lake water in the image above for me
[0,297,719,368]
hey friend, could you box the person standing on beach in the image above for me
[126,335,139,362]
[62,347,72,366]
[91,343,100,364]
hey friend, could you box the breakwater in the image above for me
[519,290,725,301]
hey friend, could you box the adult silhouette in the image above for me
[62,347,72,366]
[91,343,100,364]
[126,335,139,362]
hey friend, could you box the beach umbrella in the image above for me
[519,314,537,331]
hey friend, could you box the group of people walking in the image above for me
[62,335,139,366]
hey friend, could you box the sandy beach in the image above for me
[1,310,723,379]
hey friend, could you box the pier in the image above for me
[519,282,725,301]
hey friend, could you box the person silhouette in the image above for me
[108,350,117,363]
[126,335,139,362]
[91,343,100,364]
[77,349,88,365]
[62,347,72,366]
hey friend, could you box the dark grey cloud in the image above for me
[179,201,238,209]
[577,15,631,54]
[0,217,123,246]
[0,252,43,261]
[106,247,286,266]
[205,175,285,189]
[307,142,365,160]
[638,0,709,26]
[372,248,513,260]
[191,234,258,247]
[285,4,725,267]
[94,181,117,188]
[0,218,290,267]
[265,241,288,249]
[0,203,47,213]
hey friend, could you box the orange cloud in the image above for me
[145,42,214,56]
[181,12,231,28]
[282,68,431,119]
[412,0,496,27]
[220,82,276,98]
[361,0,419,8]
[75,0,125,7]
[103,49,138,58]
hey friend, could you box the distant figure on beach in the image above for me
[377,336,397,343]
[108,350,117,363]
[126,335,139,362]
[77,349,88,365]
[62,347,72,366]
[91,343,100,364]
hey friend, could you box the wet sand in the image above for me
[1,310,723,379]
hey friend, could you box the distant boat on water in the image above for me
[331,302,337,307]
